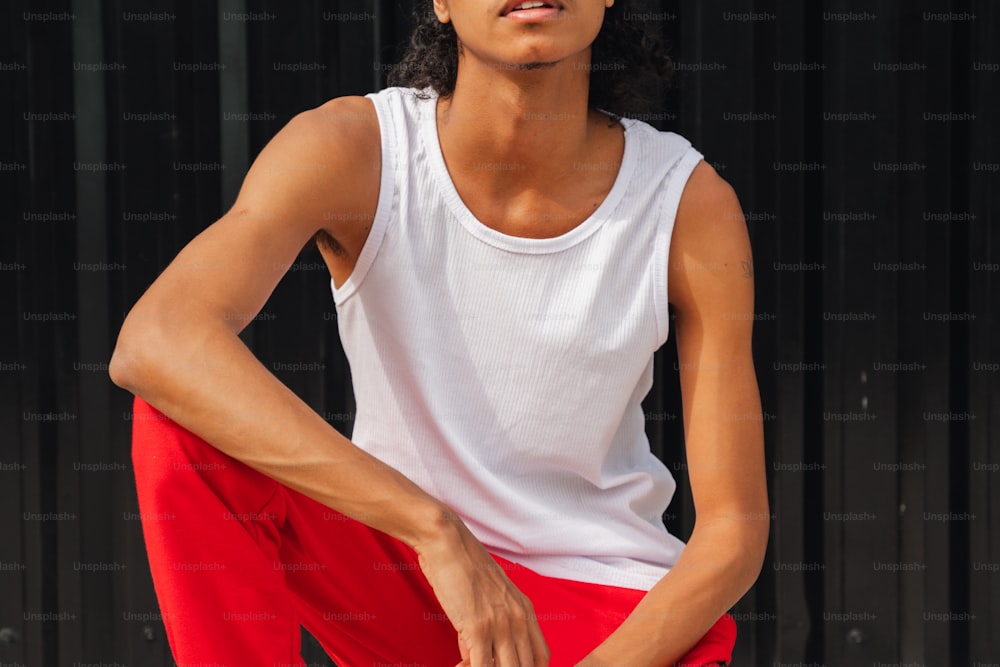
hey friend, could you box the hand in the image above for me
[414,513,550,667]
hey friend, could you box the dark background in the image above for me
[3,0,997,665]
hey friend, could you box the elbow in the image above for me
[741,506,771,585]
[749,521,770,580]
[110,301,221,398]
[108,341,139,393]
[108,325,145,394]
[727,520,769,593]
[109,307,162,394]
[699,507,770,585]
[740,500,771,574]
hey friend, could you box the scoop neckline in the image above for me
[418,91,637,254]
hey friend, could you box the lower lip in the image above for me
[503,6,562,21]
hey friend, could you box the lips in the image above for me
[500,0,559,16]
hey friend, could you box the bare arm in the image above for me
[110,96,445,543]
[110,96,548,667]
[579,162,769,665]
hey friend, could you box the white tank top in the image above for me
[331,86,705,590]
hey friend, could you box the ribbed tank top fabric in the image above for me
[330,86,705,590]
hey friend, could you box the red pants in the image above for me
[130,397,735,666]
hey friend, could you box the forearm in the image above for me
[110,314,450,550]
[579,519,767,666]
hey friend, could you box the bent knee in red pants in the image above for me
[130,396,736,666]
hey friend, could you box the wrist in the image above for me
[407,501,465,553]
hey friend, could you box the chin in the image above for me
[515,60,559,70]
[461,36,580,73]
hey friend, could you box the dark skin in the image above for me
[110,1,768,665]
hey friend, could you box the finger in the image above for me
[513,629,535,667]
[527,611,550,667]
[496,642,520,667]
[494,616,524,667]
[455,637,471,667]
[469,639,493,667]
[458,635,471,663]
[511,603,537,667]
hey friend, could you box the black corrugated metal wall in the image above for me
[2,1,996,665]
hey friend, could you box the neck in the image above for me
[436,49,607,192]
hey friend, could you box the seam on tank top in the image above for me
[331,89,400,305]
[654,143,705,347]
[652,184,672,347]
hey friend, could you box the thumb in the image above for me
[457,635,471,666]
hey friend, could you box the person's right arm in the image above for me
[109,96,548,667]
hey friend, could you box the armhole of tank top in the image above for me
[653,143,705,348]
[331,91,398,306]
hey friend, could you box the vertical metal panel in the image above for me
[2,3,30,664]
[893,1,935,661]
[70,0,114,662]
[219,0,250,210]
[17,2,81,665]
[823,1,904,664]
[914,3,958,664]
[751,0,817,663]
[965,1,997,663]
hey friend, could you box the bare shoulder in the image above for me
[245,95,379,182]
[234,95,381,247]
[248,95,380,197]
[672,160,746,259]
[293,95,380,157]
[667,160,753,314]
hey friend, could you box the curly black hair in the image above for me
[387,2,675,120]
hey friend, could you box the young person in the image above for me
[110,1,768,665]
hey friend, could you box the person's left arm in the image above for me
[578,161,770,666]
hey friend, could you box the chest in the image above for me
[449,167,620,240]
